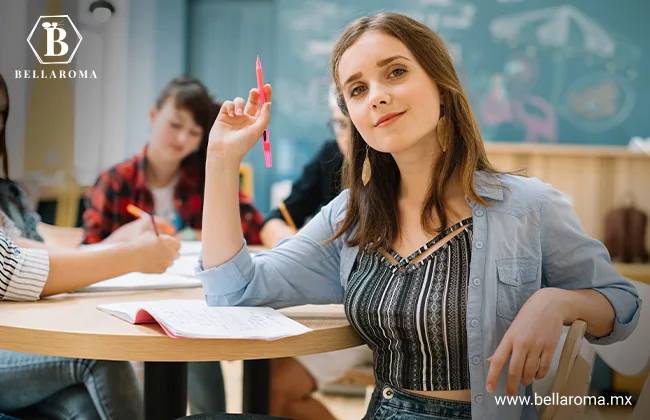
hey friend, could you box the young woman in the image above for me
[0,72,181,420]
[196,13,641,420]
[82,76,264,246]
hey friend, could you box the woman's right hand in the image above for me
[131,233,181,274]
[207,85,272,162]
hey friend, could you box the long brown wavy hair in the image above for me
[329,12,502,252]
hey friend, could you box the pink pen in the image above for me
[256,56,272,167]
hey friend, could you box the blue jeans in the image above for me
[364,383,472,420]
[0,351,143,420]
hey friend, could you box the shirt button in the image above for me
[475,209,484,217]
[475,241,484,249]
[470,319,479,328]
[476,395,484,404]
[473,277,481,286]
[472,356,481,365]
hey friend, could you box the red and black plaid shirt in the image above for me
[82,147,263,245]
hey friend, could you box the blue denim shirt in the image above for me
[197,171,641,420]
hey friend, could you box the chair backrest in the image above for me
[540,319,589,420]
[589,280,650,420]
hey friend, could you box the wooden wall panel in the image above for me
[485,143,649,252]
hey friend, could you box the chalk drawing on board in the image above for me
[557,72,635,133]
[489,6,617,58]
[479,53,558,143]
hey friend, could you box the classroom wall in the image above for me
[0,0,131,187]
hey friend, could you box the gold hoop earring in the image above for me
[361,146,372,186]
[437,104,447,153]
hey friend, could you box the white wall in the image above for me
[74,0,130,186]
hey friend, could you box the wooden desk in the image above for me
[0,288,363,419]
[614,263,650,285]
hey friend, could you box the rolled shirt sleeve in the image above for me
[540,184,641,345]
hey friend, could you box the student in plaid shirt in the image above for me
[82,76,263,245]
[81,76,264,415]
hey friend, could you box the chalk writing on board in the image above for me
[558,72,636,133]
[275,77,333,127]
[405,1,476,32]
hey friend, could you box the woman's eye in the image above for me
[390,68,406,78]
[350,86,367,97]
[170,122,182,129]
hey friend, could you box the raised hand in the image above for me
[207,84,272,163]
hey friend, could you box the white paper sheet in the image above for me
[166,255,199,277]
[77,272,201,292]
[98,300,313,340]
[180,241,202,255]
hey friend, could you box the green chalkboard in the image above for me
[275,0,649,146]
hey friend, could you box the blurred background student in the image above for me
[82,76,263,247]
[261,85,372,420]
[81,76,265,415]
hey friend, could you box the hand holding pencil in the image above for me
[206,83,272,163]
[126,204,175,236]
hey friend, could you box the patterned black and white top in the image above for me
[344,218,473,391]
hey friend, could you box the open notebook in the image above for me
[97,299,312,340]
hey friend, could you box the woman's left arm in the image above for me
[487,185,642,396]
[539,185,641,343]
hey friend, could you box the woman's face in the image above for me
[338,31,442,156]
[149,97,203,163]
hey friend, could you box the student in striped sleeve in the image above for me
[0,210,180,419]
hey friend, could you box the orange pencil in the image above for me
[279,202,297,231]
[126,204,175,235]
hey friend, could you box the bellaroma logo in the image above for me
[16,15,98,79]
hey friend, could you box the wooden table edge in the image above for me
[0,322,365,362]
